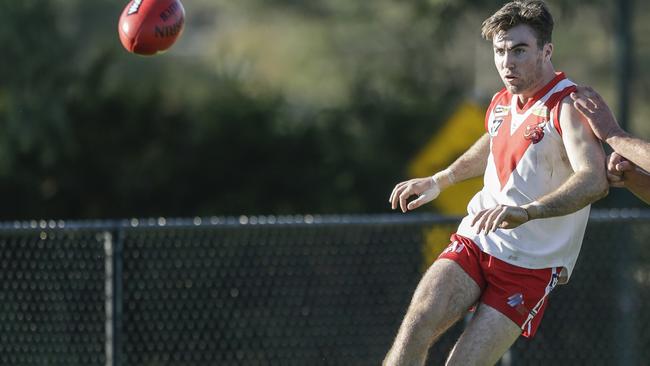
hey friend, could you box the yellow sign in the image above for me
[408,101,486,268]
[409,101,486,215]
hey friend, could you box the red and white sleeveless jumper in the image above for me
[456,72,589,280]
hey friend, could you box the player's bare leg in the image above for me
[383,259,481,366]
[445,303,521,366]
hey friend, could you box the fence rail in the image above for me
[0,210,648,365]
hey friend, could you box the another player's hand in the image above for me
[389,177,440,213]
[570,86,622,141]
[471,204,529,234]
[607,152,633,188]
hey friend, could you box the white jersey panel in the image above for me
[456,74,589,280]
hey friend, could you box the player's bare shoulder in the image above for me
[558,95,597,139]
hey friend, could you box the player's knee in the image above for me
[404,299,446,332]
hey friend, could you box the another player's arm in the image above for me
[522,98,609,219]
[389,133,490,212]
[572,86,650,172]
[607,153,650,204]
[618,166,650,204]
[604,133,650,173]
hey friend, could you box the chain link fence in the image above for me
[0,211,648,365]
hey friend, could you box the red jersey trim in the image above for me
[485,88,509,132]
[547,86,576,137]
[488,72,573,189]
[516,72,566,113]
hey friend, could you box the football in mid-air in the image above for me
[118,0,185,55]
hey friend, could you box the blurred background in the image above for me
[2,1,650,365]
[2,0,649,220]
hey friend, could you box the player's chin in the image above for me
[504,84,520,94]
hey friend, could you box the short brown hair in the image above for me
[481,0,554,48]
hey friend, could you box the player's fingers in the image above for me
[577,86,597,100]
[570,90,598,111]
[608,151,624,164]
[486,207,506,232]
[471,210,487,227]
[570,87,589,101]
[616,161,633,172]
[606,167,623,178]
[573,99,595,116]
[495,209,512,231]
[407,195,428,211]
[587,97,599,110]
[474,209,493,234]
[390,183,409,210]
[607,157,623,176]
[388,183,402,210]
[398,187,415,213]
[406,188,434,211]
[389,182,407,204]
[607,172,623,183]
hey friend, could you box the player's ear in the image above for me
[543,43,553,61]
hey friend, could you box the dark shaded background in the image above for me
[1,0,647,220]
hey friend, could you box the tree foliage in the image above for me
[0,0,640,219]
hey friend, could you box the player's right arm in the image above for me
[389,133,490,212]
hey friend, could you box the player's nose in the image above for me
[502,52,516,70]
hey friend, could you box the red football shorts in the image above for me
[438,234,561,338]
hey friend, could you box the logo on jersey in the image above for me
[489,119,503,137]
[507,293,530,315]
[494,105,510,117]
[531,106,548,117]
[524,121,546,144]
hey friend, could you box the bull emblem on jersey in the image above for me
[524,121,546,144]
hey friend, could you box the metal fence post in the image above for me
[103,231,114,366]
[104,226,124,366]
[113,226,125,366]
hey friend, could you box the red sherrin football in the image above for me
[118,0,185,55]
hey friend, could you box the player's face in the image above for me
[493,24,552,98]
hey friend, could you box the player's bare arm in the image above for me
[389,134,490,212]
[571,86,650,172]
[606,152,650,204]
[523,98,609,218]
[473,98,608,233]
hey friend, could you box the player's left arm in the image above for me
[472,97,609,233]
[523,97,609,219]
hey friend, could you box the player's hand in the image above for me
[471,204,529,234]
[570,86,622,141]
[607,152,632,188]
[389,177,440,213]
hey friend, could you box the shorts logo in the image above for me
[547,272,560,291]
[442,240,465,254]
[507,293,530,315]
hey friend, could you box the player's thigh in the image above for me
[408,258,481,323]
[445,303,521,366]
